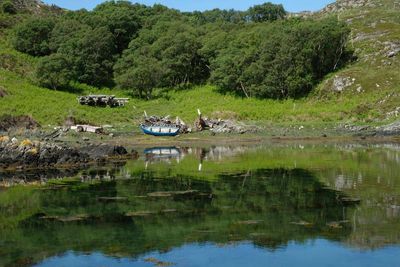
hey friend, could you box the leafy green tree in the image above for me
[58,26,116,86]
[12,18,55,56]
[36,54,72,90]
[115,20,208,97]
[189,9,246,24]
[49,19,90,52]
[91,1,141,53]
[247,2,286,22]
[115,56,165,99]
[210,18,351,99]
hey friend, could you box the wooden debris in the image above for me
[71,124,104,134]
[195,109,257,134]
[77,95,129,107]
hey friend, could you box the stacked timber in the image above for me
[77,95,129,107]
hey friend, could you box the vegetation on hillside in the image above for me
[0,0,399,127]
[8,0,351,100]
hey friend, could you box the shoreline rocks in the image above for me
[0,137,137,170]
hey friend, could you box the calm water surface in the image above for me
[1,142,400,267]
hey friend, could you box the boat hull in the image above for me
[140,125,180,137]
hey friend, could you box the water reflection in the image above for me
[1,142,400,266]
[0,163,126,187]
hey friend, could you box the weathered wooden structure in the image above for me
[77,95,129,107]
[71,125,104,134]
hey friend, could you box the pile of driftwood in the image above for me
[77,95,129,107]
[195,110,255,134]
[143,110,256,135]
[196,117,252,134]
[143,114,192,134]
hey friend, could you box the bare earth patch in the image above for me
[0,115,39,131]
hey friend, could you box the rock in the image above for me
[0,135,10,143]
[383,41,400,58]
[386,107,400,119]
[0,139,135,169]
[321,0,376,13]
[80,144,128,160]
[332,76,355,92]
[377,120,400,135]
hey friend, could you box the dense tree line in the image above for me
[10,0,351,99]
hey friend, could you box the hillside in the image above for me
[0,0,399,133]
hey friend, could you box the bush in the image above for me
[36,54,73,90]
[1,0,16,14]
[12,18,55,56]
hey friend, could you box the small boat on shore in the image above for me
[140,124,180,137]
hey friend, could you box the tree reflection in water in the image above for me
[0,168,356,266]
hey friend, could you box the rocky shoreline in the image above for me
[0,136,137,170]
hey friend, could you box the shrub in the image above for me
[1,0,16,14]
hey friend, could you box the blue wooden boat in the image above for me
[140,124,180,137]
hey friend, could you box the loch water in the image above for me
[1,142,400,267]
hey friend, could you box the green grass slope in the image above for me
[0,0,399,129]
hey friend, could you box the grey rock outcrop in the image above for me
[383,41,400,58]
[322,0,377,13]
[332,76,355,92]
[377,121,400,135]
[0,138,134,169]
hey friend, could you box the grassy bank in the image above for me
[0,67,397,129]
[0,0,399,132]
